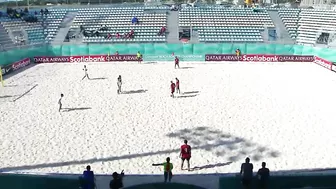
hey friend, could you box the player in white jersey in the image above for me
[58,94,64,112]
[117,75,122,94]
[82,65,90,80]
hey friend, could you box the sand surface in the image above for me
[1,61,336,175]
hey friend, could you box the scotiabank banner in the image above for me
[1,57,30,76]
[314,56,332,70]
[34,55,139,63]
[205,54,314,62]
[12,58,31,71]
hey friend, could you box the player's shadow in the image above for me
[180,67,194,69]
[182,91,199,95]
[122,89,148,94]
[0,95,18,99]
[190,162,232,171]
[176,94,198,98]
[166,126,280,162]
[62,107,92,112]
[90,77,107,80]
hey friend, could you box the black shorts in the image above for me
[181,157,190,161]
[242,179,251,186]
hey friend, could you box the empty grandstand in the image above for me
[179,7,273,43]
[296,9,336,45]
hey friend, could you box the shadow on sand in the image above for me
[12,84,38,102]
[122,89,148,94]
[183,91,199,95]
[90,77,107,80]
[180,67,194,69]
[191,162,232,171]
[0,95,18,99]
[62,107,92,112]
[176,94,198,98]
[0,127,280,172]
[176,91,199,98]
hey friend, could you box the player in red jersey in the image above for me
[175,78,180,94]
[174,56,180,69]
[170,81,175,98]
[180,140,191,171]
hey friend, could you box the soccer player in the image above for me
[137,51,142,64]
[82,65,90,80]
[170,81,175,98]
[175,78,180,94]
[240,157,253,189]
[117,75,122,94]
[152,157,173,183]
[257,162,270,189]
[180,139,191,171]
[58,93,64,112]
[174,56,180,69]
[82,165,95,189]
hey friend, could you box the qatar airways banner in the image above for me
[205,54,314,62]
[34,55,139,63]
[313,56,333,71]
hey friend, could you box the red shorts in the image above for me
[181,155,191,161]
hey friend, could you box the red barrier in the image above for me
[12,58,31,71]
[314,56,332,70]
[205,54,314,62]
[34,55,139,63]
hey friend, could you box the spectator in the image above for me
[116,32,120,39]
[34,11,38,15]
[115,51,119,55]
[257,162,270,189]
[107,33,112,39]
[44,8,49,14]
[131,17,139,24]
[40,9,44,15]
[240,157,253,189]
[136,51,142,64]
[130,29,134,38]
[82,165,95,189]
[170,4,178,11]
[158,26,166,36]
[235,48,241,56]
[109,171,124,189]
[152,157,173,183]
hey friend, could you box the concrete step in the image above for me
[166,11,180,43]
[267,10,294,43]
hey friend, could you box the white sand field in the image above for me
[1,61,336,176]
